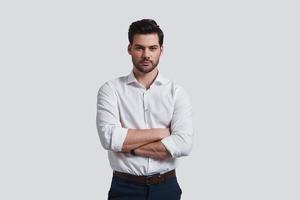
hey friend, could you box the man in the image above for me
[96,19,194,200]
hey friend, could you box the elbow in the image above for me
[97,130,111,151]
[173,134,193,158]
[180,142,193,157]
[162,133,193,158]
[99,137,111,151]
[96,125,112,151]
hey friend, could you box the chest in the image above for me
[116,86,175,127]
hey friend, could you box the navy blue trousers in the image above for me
[108,175,182,200]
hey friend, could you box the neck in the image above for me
[132,68,158,90]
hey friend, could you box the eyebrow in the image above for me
[134,44,159,48]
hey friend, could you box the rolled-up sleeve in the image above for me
[96,82,128,152]
[161,86,194,158]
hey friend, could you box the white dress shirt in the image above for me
[96,70,193,175]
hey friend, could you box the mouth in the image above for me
[141,61,152,65]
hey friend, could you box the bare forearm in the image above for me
[121,128,170,153]
[134,141,172,160]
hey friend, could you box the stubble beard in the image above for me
[132,58,160,74]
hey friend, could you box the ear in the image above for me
[160,45,164,56]
[127,44,132,55]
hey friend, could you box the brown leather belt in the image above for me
[113,169,176,185]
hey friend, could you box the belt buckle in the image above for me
[145,175,161,185]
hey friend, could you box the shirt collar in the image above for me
[126,70,168,85]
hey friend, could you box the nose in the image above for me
[142,49,150,59]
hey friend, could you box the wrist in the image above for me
[159,128,170,139]
[130,149,136,156]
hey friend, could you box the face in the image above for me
[128,33,163,74]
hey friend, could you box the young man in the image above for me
[96,19,194,200]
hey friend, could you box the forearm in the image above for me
[134,141,172,160]
[121,128,170,153]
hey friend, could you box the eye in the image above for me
[135,46,142,50]
[150,46,158,51]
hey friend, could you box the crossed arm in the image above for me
[121,128,172,160]
[97,82,193,161]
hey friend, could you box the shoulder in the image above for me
[163,77,190,100]
[161,77,192,106]
[97,74,127,96]
[173,83,191,102]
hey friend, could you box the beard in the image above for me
[132,58,160,74]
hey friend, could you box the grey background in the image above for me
[1,0,299,199]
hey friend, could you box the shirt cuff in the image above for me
[161,136,177,158]
[111,126,128,152]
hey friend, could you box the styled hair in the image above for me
[128,19,164,46]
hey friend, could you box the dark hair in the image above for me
[128,19,164,46]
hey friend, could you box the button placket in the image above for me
[143,92,149,126]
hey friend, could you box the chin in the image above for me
[135,66,154,74]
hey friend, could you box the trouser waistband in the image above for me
[113,169,176,185]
